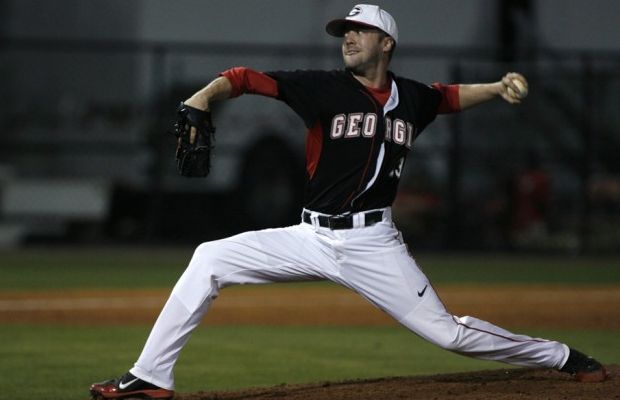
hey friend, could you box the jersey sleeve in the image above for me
[219,67,278,98]
[411,81,443,134]
[431,83,461,114]
[263,70,324,128]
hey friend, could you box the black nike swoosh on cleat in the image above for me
[417,285,428,297]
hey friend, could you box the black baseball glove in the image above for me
[171,102,216,177]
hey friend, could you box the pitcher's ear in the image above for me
[383,36,395,52]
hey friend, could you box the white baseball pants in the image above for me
[130,208,569,390]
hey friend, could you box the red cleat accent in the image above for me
[89,373,174,399]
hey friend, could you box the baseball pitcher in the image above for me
[90,4,606,400]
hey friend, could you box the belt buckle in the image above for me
[328,215,351,229]
[327,216,338,230]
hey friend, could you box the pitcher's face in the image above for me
[341,25,389,74]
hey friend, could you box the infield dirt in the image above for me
[179,365,618,400]
[1,284,618,328]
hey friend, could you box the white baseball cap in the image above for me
[326,4,398,43]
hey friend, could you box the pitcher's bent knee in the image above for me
[189,240,250,290]
[190,241,230,277]
[173,242,224,296]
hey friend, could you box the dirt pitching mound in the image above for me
[178,365,618,400]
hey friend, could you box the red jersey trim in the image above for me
[365,84,391,106]
[305,120,323,179]
[431,83,460,114]
[220,67,279,98]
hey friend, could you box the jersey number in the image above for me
[389,157,405,178]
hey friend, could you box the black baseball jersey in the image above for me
[265,69,442,215]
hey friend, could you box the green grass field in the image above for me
[0,247,618,400]
[1,325,618,400]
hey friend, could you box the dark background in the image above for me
[1,0,619,253]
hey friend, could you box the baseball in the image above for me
[507,78,528,99]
